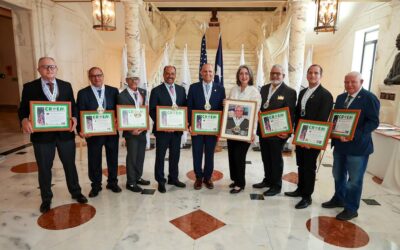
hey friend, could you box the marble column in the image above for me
[32,0,57,58]
[288,0,308,90]
[123,0,141,77]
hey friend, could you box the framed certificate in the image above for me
[80,111,116,136]
[329,109,361,140]
[156,106,188,131]
[259,107,293,138]
[30,101,71,132]
[293,119,333,150]
[191,110,222,135]
[116,105,149,130]
[220,99,257,142]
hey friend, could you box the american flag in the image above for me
[199,34,207,82]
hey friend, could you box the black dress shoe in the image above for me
[284,189,301,197]
[253,181,270,189]
[106,184,122,193]
[88,188,102,198]
[295,198,312,209]
[230,187,243,194]
[194,178,202,190]
[167,179,186,188]
[321,199,344,208]
[263,188,281,196]
[137,178,150,186]
[40,201,51,213]
[229,182,236,188]
[72,194,88,204]
[126,184,143,193]
[336,209,358,221]
[158,183,166,193]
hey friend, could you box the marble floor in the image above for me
[1,121,400,249]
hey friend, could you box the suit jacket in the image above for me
[257,82,297,138]
[295,84,333,127]
[149,83,187,135]
[76,85,119,133]
[332,88,380,155]
[225,117,249,136]
[187,81,225,127]
[18,78,77,143]
[117,87,147,138]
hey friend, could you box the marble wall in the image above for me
[313,1,400,98]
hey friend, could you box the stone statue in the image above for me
[384,34,400,85]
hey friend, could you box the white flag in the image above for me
[300,45,313,92]
[256,45,265,91]
[120,44,128,90]
[282,47,290,87]
[139,44,148,94]
[239,44,245,66]
[162,43,169,68]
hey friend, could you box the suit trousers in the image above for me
[33,138,82,202]
[86,135,119,189]
[154,132,182,184]
[295,146,321,198]
[259,138,287,189]
[227,139,250,188]
[191,135,217,180]
[125,133,147,186]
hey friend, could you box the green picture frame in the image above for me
[30,101,71,132]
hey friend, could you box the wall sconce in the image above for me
[314,0,339,34]
[92,0,116,31]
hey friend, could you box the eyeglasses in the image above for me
[270,72,282,76]
[89,74,104,78]
[40,65,57,71]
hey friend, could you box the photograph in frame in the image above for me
[156,106,188,132]
[117,105,149,130]
[259,107,293,138]
[329,109,361,140]
[292,119,333,150]
[80,110,116,136]
[220,99,257,142]
[30,101,71,132]
[191,110,222,135]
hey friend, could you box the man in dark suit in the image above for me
[149,65,187,193]
[254,64,297,196]
[18,57,87,213]
[187,63,225,190]
[117,75,150,193]
[322,72,380,220]
[225,105,249,136]
[285,64,333,209]
[77,67,121,197]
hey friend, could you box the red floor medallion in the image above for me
[38,203,96,230]
[372,176,383,185]
[102,165,126,176]
[306,216,369,248]
[170,209,225,239]
[11,162,38,173]
[186,170,223,182]
[282,172,298,184]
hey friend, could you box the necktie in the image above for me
[47,82,54,94]
[344,95,353,109]
[169,85,175,96]
[133,92,138,103]
[205,84,210,94]
[97,89,101,96]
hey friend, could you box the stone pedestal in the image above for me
[123,0,141,77]
[288,0,308,90]
[378,84,400,126]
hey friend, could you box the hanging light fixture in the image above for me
[92,0,116,31]
[314,0,339,34]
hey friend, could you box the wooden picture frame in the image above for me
[191,110,222,136]
[292,119,333,150]
[220,99,257,142]
[80,110,116,136]
[156,106,188,132]
[30,101,71,132]
[258,107,293,138]
[116,105,149,131]
[329,109,361,140]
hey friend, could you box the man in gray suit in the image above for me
[118,75,150,192]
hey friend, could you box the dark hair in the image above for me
[236,65,254,86]
[163,65,176,74]
[88,67,103,77]
[307,64,323,75]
